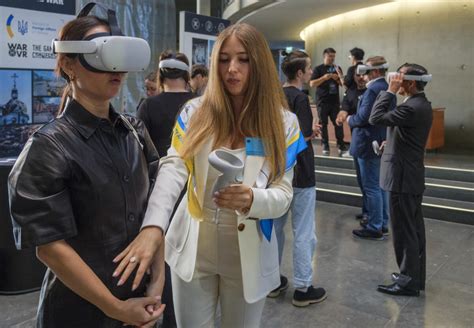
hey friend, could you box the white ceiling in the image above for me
[234,0,393,42]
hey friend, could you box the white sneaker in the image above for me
[339,150,351,158]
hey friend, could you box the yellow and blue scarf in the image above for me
[171,110,307,241]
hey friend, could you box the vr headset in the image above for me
[356,63,389,75]
[387,72,432,82]
[159,58,190,72]
[52,2,150,73]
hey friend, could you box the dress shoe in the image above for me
[391,272,400,282]
[391,273,424,290]
[377,283,420,296]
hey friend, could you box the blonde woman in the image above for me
[113,23,307,326]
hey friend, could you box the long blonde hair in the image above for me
[180,23,288,182]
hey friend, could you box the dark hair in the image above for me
[354,63,363,77]
[191,64,208,78]
[280,50,309,81]
[366,56,387,75]
[145,70,157,82]
[350,47,365,61]
[323,47,336,55]
[397,63,429,91]
[158,50,190,87]
[55,16,109,114]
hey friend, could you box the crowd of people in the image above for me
[7,3,433,327]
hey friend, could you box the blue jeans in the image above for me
[354,158,368,216]
[357,157,389,232]
[274,187,317,289]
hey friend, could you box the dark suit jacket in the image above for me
[369,91,433,195]
[349,77,388,159]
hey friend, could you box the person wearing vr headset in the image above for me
[369,64,433,296]
[339,56,390,241]
[138,50,195,158]
[269,49,327,306]
[337,63,369,223]
[8,3,165,327]
[113,23,307,327]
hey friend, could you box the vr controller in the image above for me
[387,72,432,82]
[52,2,150,73]
[208,149,244,196]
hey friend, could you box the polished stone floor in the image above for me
[1,202,473,328]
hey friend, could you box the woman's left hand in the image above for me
[213,184,253,212]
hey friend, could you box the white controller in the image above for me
[208,149,244,195]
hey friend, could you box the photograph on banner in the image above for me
[33,96,60,124]
[0,124,41,158]
[208,39,215,62]
[0,69,32,125]
[192,38,208,66]
[33,70,66,97]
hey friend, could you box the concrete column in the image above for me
[197,0,211,16]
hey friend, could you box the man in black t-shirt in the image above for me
[343,47,365,91]
[310,48,348,156]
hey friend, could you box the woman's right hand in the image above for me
[106,296,165,327]
[113,226,163,291]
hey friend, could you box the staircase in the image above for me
[315,155,474,225]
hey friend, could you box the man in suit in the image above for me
[369,63,433,296]
[337,63,368,222]
[340,56,390,240]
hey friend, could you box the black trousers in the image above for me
[161,187,187,328]
[317,102,344,147]
[390,192,426,291]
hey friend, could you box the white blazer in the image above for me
[142,98,302,303]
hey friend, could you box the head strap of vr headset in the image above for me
[76,2,124,73]
[77,2,123,36]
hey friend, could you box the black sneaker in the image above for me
[359,223,389,236]
[322,144,330,156]
[268,275,289,298]
[292,286,327,307]
[355,213,367,220]
[352,228,384,241]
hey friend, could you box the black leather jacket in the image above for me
[8,99,159,327]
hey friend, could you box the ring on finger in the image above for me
[129,256,138,263]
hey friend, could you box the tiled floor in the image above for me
[1,202,473,328]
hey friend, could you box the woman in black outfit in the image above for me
[8,7,165,328]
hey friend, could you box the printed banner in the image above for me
[0,1,74,158]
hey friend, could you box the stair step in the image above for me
[315,183,474,225]
[315,167,474,202]
[315,155,474,183]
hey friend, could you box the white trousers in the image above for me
[171,215,266,328]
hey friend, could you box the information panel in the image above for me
[179,11,230,68]
[0,0,75,158]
